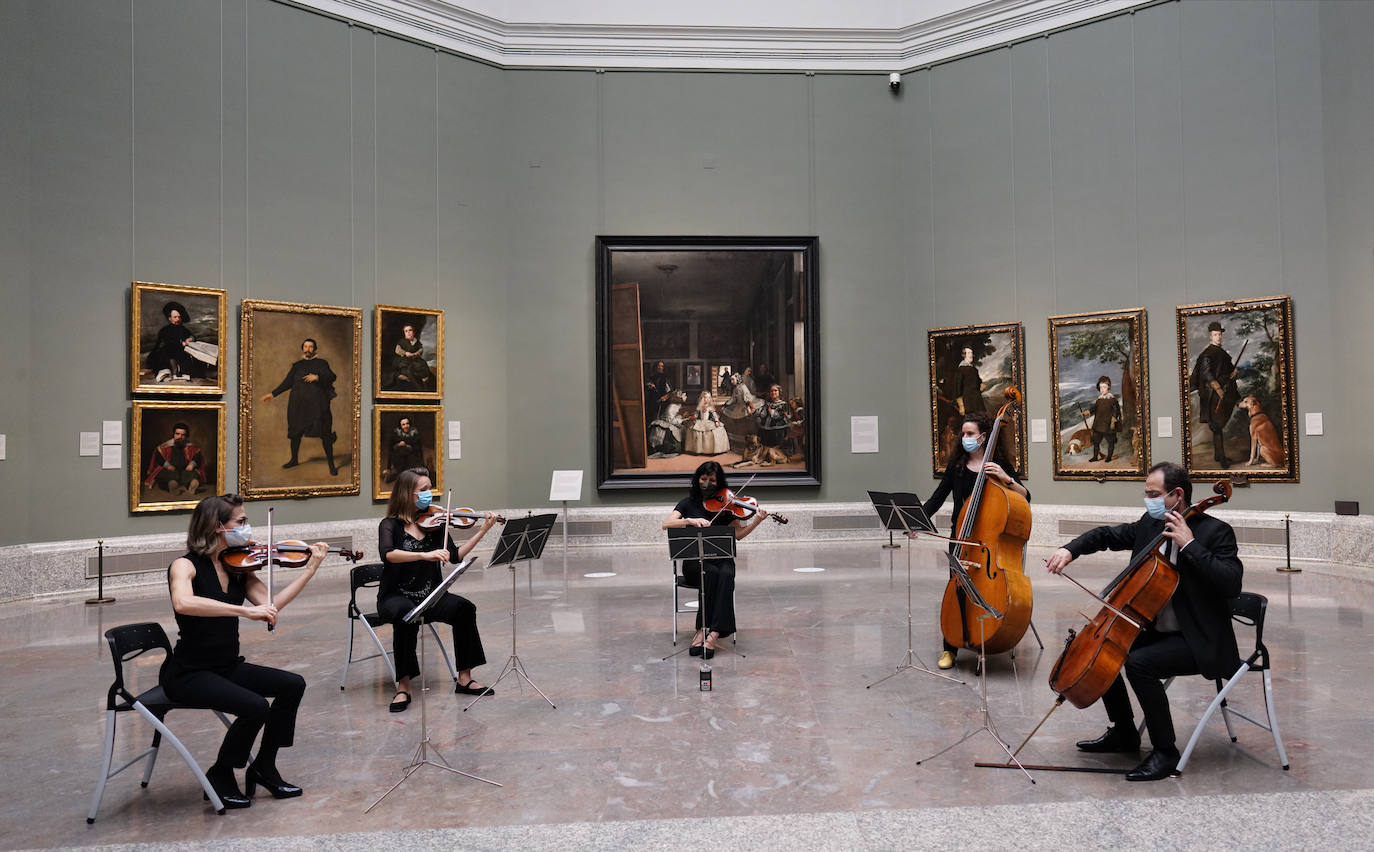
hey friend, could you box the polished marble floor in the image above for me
[3,539,1372,850]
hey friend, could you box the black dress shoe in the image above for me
[1075,726,1141,753]
[1125,748,1179,782]
[688,644,703,656]
[245,762,304,799]
[281,459,299,469]
[204,765,252,809]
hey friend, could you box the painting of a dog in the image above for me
[1240,395,1285,467]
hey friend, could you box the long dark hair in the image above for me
[386,467,432,523]
[948,411,1017,474]
[187,493,243,556]
[689,460,728,501]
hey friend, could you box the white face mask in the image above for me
[1143,496,1168,519]
[961,435,981,454]
[222,523,253,547]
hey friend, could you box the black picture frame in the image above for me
[596,236,820,490]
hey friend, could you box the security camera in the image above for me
[888,72,901,92]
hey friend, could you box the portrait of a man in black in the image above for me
[260,338,339,476]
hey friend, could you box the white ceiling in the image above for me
[296,0,1157,72]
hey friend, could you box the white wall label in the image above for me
[1305,412,1323,436]
[80,432,100,456]
[101,445,122,470]
[102,420,122,445]
[0,434,6,460]
[447,439,462,460]
[850,416,879,453]
[1030,418,1048,443]
[549,470,584,502]
[448,420,461,440]
[1157,416,1173,439]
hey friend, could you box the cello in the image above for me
[938,388,1033,656]
[1047,478,1234,709]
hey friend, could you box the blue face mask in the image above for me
[223,524,253,547]
[961,435,981,454]
[415,490,433,510]
[1144,496,1168,520]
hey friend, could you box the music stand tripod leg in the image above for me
[367,610,502,813]
[868,498,963,688]
[466,533,556,711]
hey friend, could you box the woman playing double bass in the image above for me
[921,411,1030,670]
[1044,461,1243,781]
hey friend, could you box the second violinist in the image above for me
[921,411,1030,670]
[661,461,769,658]
[378,468,500,712]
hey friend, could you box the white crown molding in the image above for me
[293,0,1157,72]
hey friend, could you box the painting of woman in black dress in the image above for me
[374,305,444,400]
[130,282,226,395]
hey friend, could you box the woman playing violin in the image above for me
[921,411,1030,670]
[661,460,769,658]
[378,468,499,712]
[160,493,328,808]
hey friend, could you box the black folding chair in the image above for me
[88,622,233,822]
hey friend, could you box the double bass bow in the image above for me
[938,387,1033,656]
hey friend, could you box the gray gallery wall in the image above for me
[2,0,1372,547]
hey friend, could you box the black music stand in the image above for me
[865,491,963,688]
[661,525,742,671]
[915,555,1034,783]
[366,558,501,812]
[464,513,558,712]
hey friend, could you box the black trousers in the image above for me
[159,657,305,769]
[682,558,736,638]
[378,592,486,681]
[1099,630,1200,752]
[1208,422,1229,465]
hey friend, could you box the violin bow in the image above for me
[441,489,454,555]
[266,507,275,633]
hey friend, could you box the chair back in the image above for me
[102,622,173,708]
[1229,591,1269,669]
[349,563,386,618]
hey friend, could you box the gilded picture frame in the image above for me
[1049,308,1150,480]
[130,282,227,395]
[373,404,443,501]
[239,299,362,499]
[1177,296,1297,482]
[130,400,226,513]
[373,305,444,400]
[928,322,1028,477]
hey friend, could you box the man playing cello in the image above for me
[1045,462,1243,781]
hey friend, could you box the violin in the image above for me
[703,488,789,525]
[939,387,1033,656]
[1047,479,1233,709]
[220,540,364,572]
[416,505,507,530]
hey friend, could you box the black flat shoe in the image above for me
[1125,749,1179,782]
[389,690,411,712]
[204,766,251,809]
[455,681,494,696]
[245,763,303,799]
[688,644,703,657]
[702,646,715,660]
[1075,726,1141,753]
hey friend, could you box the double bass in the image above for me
[939,388,1033,656]
[1047,479,1234,708]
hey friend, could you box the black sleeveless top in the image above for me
[170,551,246,668]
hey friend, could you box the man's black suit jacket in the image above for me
[1063,511,1243,679]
